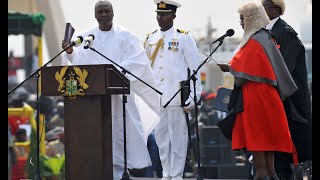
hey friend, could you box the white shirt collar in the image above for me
[159,26,175,36]
[266,17,280,30]
[97,23,116,34]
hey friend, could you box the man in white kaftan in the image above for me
[61,1,160,179]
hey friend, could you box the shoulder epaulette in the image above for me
[146,29,158,39]
[177,29,189,34]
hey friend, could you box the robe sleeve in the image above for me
[118,32,161,142]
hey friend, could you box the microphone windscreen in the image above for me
[226,29,235,37]
[77,36,83,43]
[71,36,83,47]
[88,34,95,40]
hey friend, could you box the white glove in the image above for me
[183,96,195,111]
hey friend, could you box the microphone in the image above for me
[69,36,83,47]
[83,34,95,49]
[210,29,235,45]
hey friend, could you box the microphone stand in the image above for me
[89,47,162,180]
[163,40,224,180]
[184,111,196,174]
[109,67,130,179]
[180,69,196,174]
[8,43,77,180]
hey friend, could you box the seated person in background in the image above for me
[46,102,65,132]
[8,87,31,136]
[15,128,27,142]
[12,128,29,180]
[14,128,29,158]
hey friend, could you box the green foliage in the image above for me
[40,155,65,177]
[26,125,65,179]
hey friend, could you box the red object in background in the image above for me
[8,116,29,136]
[8,57,22,69]
[8,57,22,76]
[11,158,28,180]
[206,93,217,100]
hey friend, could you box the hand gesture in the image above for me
[183,97,194,112]
[217,63,230,72]
[62,40,73,54]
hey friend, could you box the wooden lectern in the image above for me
[41,64,130,180]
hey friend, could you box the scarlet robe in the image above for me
[229,29,298,164]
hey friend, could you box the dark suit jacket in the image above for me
[272,18,312,162]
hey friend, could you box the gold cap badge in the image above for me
[159,2,166,8]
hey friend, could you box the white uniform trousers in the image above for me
[155,107,188,178]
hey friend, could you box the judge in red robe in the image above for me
[218,2,298,180]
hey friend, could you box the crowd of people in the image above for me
[8,87,66,180]
[9,0,311,180]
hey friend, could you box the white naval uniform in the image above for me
[144,26,202,179]
[63,24,160,180]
